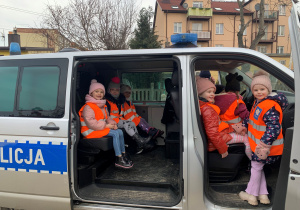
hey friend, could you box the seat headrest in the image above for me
[165,78,173,93]
[172,70,179,86]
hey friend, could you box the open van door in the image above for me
[285,0,300,209]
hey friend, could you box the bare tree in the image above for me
[237,0,266,49]
[40,0,138,51]
[237,0,292,49]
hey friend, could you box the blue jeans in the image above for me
[106,129,125,156]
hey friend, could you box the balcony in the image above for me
[252,32,277,43]
[188,30,211,41]
[187,8,212,20]
[253,10,279,22]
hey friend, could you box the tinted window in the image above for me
[0,59,68,118]
[0,67,18,112]
[19,66,60,111]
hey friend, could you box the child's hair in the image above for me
[251,70,272,94]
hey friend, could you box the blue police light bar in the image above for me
[9,42,21,55]
[171,33,197,46]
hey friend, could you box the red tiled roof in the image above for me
[157,0,186,12]
[211,1,252,14]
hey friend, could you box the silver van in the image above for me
[0,1,300,210]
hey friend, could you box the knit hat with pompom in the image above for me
[89,79,105,95]
[225,73,243,92]
[107,77,121,91]
[251,70,272,94]
[196,76,216,96]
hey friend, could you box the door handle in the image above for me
[40,126,60,131]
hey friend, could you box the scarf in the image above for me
[85,94,106,108]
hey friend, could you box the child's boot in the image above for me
[132,133,151,148]
[122,153,133,165]
[258,194,270,204]
[239,191,258,206]
[115,156,133,169]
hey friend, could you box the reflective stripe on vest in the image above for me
[220,99,245,125]
[78,103,110,138]
[122,101,140,126]
[248,99,284,156]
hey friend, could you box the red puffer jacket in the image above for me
[199,100,234,154]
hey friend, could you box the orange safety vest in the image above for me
[200,102,230,132]
[78,103,110,138]
[248,99,284,156]
[220,99,245,124]
[106,100,123,124]
[121,101,141,126]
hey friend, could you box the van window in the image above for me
[19,66,60,111]
[0,66,18,112]
[122,72,172,101]
[0,58,68,118]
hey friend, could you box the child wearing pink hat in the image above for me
[239,70,288,206]
[196,76,251,159]
[78,79,133,169]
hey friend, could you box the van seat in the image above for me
[208,143,247,183]
[77,136,113,165]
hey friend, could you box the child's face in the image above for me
[123,90,131,99]
[91,88,104,100]
[252,84,269,100]
[110,88,120,96]
[200,87,215,103]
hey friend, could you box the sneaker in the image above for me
[239,191,258,206]
[148,128,160,139]
[258,194,270,204]
[115,156,133,169]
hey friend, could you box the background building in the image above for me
[154,0,292,68]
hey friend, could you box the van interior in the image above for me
[71,54,294,209]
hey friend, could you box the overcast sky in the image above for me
[0,0,157,46]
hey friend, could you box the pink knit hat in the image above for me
[89,79,105,95]
[196,76,216,96]
[251,70,272,94]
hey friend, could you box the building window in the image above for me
[193,1,203,8]
[239,25,247,35]
[174,22,182,33]
[277,46,284,54]
[192,23,202,31]
[257,46,267,54]
[279,5,286,15]
[216,23,224,34]
[280,60,286,65]
[278,25,285,36]
[215,44,224,47]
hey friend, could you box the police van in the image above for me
[1,1,300,210]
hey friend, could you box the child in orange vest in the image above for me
[105,77,151,154]
[120,84,164,139]
[239,70,288,206]
[214,73,251,158]
[196,76,251,159]
[79,79,133,169]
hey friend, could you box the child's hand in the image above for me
[231,123,247,136]
[221,151,228,158]
[255,141,271,160]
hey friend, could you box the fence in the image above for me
[132,88,167,101]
